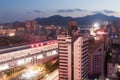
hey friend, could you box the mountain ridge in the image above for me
[34,13,120,25]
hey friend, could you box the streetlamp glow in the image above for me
[90,23,100,36]
[117,65,120,69]
[93,23,99,28]
[93,23,100,30]
[105,78,110,80]
[9,33,15,37]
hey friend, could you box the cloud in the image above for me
[57,9,75,13]
[92,10,116,14]
[92,11,102,14]
[75,9,87,12]
[103,10,115,13]
[26,9,43,14]
[57,9,87,13]
[33,10,42,13]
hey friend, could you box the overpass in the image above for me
[0,40,58,72]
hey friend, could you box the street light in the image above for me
[93,23,99,28]
[93,23,100,30]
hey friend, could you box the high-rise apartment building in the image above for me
[88,43,105,76]
[25,20,39,31]
[57,21,89,80]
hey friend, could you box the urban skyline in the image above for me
[1,0,120,80]
[0,0,120,23]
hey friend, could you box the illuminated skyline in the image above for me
[0,0,120,23]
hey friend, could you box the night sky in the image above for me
[0,0,120,23]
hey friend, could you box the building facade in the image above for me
[57,21,89,80]
[25,20,39,31]
[58,35,89,80]
[89,42,106,75]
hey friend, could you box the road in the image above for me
[42,69,58,80]
[7,56,58,80]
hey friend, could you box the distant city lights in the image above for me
[8,33,15,36]
[17,59,25,65]
[97,31,107,35]
[0,64,9,71]
[19,69,40,80]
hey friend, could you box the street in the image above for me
[42,69,58,80]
